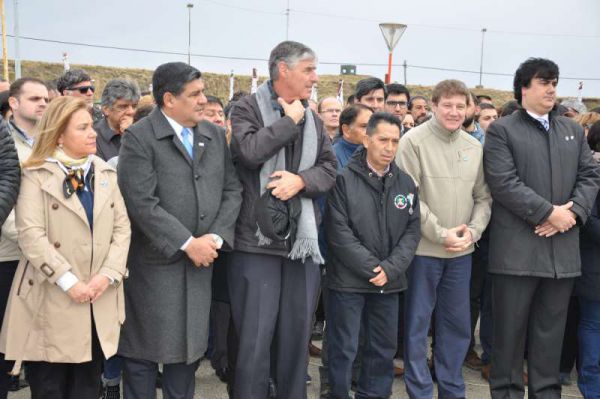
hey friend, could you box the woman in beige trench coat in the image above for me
[0,97,131,399]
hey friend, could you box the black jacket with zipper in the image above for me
[325,147,420,293]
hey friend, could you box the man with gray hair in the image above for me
[57,68,103,121]
[229,40,337,398]
[94,78,140,163]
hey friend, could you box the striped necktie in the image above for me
[537,117,549,132]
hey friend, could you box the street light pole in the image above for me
[378,23,407,84]
[187,3,193,65]
[478,28,487,88]
[13,0,20,79]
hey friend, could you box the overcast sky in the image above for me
[4,0,600,97]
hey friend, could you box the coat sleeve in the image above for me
[483,122,553,226]
[379,188,421,283]
[568,130,600,225]
[207,137,243,251]
[467,151,492,242]
[297,118,337,198]
[325,175,381,279]
[15,172,73,284]
[98,179,131,283]
[397,135,448,244]
[117,131,193,259]
[230,100,300,170]
[0,122,20,227]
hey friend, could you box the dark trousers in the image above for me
[489,274,574,399]
[559,296,579,374]
[0,260,17,399]
[578,297,600,398]
[327,289,398,399]
[28,316,103,399]
[122,357,200,399]
[227,251,320,399]
[404,255,472,399]
[210,300,232,371]
[397,292,405,358]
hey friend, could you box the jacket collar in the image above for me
[149,107,214,166]
[27,158,116,228]
[95,118,120,142]
[428,115,462,143]
[347,147,398,190]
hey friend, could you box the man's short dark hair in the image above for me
[513,58,559,105]
[339,104,372,128]
[385,83,410,102]
[56,69,92,94]
[0,91,10,119]
[268,41,316,81]
[9,77,47,98]
[479,103,496,111]
[408,95,429,110]
[355,78,386,101]
[152,62,202,108]
[206,95,224,109]
[366,112,402,137]
[346,94,355,105]
[469,91,480,106]
[500,100,520,117]
[476,94,492,103]
[231,91,248,102]
[587,120,600,152]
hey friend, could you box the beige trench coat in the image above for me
[0,157,130,373]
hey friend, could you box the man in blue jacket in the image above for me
[325,112,421,398]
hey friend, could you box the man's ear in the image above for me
[8,96,17,110]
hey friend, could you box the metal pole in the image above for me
[187,3,193,65]
[385,52,392,84]
[478,28,487,88]
[0,0,8,81]
[403,59,407,85]
[13,0,20,79]
[285,0,290,40]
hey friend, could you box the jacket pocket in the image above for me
[16,260,35,299]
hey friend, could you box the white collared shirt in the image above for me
[526,110,549,126]
[161,111,193,147]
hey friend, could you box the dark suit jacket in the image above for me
[117,107,242,363]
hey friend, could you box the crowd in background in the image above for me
[0,40,599,399]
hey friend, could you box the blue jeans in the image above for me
[404,255,472,399]
[327,289,398,399]
[578,297,600,398]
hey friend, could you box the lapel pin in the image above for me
[570,136,574,140]
[198,142,205,147]
[100,180,108,188]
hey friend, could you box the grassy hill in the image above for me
[5,60,599,110]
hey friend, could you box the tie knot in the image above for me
[181,127,191,137]
[537,118,549,131]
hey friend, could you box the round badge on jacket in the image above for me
[394,194,408,210]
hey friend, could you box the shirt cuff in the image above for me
[211,234,223,249]
[180,236,194,251]
[56,271,79,292]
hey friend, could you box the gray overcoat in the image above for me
[117,108,242,364]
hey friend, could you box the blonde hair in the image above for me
[574,112,600,128]
[23,96,89,168]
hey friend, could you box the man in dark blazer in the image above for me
[484,58,600,398]
[229,41,337,398]
[117,62,242,399]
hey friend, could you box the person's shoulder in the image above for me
[401,122,431,144]
[459,130,483,148]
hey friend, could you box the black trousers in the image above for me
[489,274,574,399]
[27,314,103,399]
[122,357,200,399]
[559,295,579,374]
[227,251,320,399]
[0,260,18,399]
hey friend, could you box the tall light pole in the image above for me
[379,23,407,84]
[1,0,8,81]
[187,3,193,65]
[478,28,487,88]
[285,0,290,40]
[13,0,20,79]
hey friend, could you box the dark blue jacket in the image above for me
[577,189,600,300]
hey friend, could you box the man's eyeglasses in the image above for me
[386,100,407,108]
[68,85,95,94]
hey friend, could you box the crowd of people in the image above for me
[0,40,599,399]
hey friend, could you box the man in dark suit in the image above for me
[117,62,242,399]
[229,41,337,399]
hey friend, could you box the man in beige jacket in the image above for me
[396,79,492,399]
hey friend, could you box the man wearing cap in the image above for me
[117,62,242,398]
[229,41,336,398]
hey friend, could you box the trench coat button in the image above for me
[52,203,59,210]
[194,174,200,180]
[54,242,61,249]
[110,202,115,208]
[28,279,34,286]
[200,214,206,220]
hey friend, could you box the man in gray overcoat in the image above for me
[117,62,242,399]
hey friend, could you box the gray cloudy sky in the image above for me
[4,0,600,98]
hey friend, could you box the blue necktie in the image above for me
[181,127,193,158]
[537,118,549,132]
